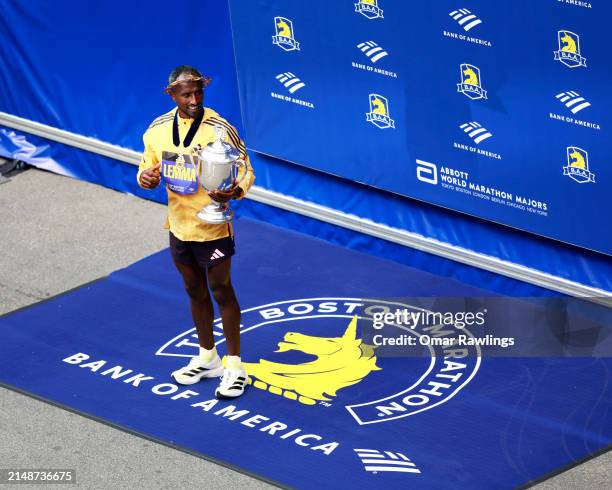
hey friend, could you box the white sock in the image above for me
[199,346,217,363]
[226,355,242,370]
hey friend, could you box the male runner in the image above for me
[137,65,254,398]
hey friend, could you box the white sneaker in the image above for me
[171,355,224,385]
[215,367,249,399]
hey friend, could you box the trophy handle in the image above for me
[233,158,248,189]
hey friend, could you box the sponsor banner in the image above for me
[229,0,612,254]
[416,158,550,217]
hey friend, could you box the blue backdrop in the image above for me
[0,0,609,292]
[229,0,611,255]
[0,0,243,148]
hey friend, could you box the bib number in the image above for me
[161,151,198,195]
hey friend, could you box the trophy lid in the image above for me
[196,125,240,162]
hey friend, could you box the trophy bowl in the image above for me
[193,126,246,224]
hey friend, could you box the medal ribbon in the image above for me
[172,109,204,148]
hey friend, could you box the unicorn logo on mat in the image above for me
[157,298,481,425]
[243,316,380,405]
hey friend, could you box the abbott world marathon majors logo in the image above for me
[157,298,480,425]
[415,159,549,217]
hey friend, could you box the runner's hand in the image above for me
[208,181,242,203]
[140,163,161,189]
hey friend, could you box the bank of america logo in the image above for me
[554,30,586,68]
[459,122,492,144]
[449,8,482,31]
[555,91,591,114]
[366,94,395,129]
[272,17,300,51]
[564,146,595,183]
[354,449,421,474]
[355,0,384,20]
[275,72,305,93]
[357,41,388,63]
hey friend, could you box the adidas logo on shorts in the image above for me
[210,249,225,261]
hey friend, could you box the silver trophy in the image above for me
[192,126,246,224]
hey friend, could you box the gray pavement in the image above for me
[0,167,609,489]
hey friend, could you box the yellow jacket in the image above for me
[137,107,255,242]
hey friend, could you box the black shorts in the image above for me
[169,232,235,269]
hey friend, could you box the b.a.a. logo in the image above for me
[272,16,300,51]
[457,64,487,100]
[564,146,595,183]
[157,298,481,425]
[366,94,395,129]
[554,30,587,68]
[355,0,384,20]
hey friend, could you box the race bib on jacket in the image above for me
[161,152,198,195]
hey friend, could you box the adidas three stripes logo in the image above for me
[276,72,305,93]
[210,249,225,261]
[449,8,482,31]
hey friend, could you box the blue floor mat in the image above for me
[0,218,609,489]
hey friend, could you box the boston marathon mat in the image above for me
[0,218,610,488]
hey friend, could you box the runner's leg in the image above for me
[207,258,241,356]
[173,260,215,350]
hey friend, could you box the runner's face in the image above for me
[170,81,204,118]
